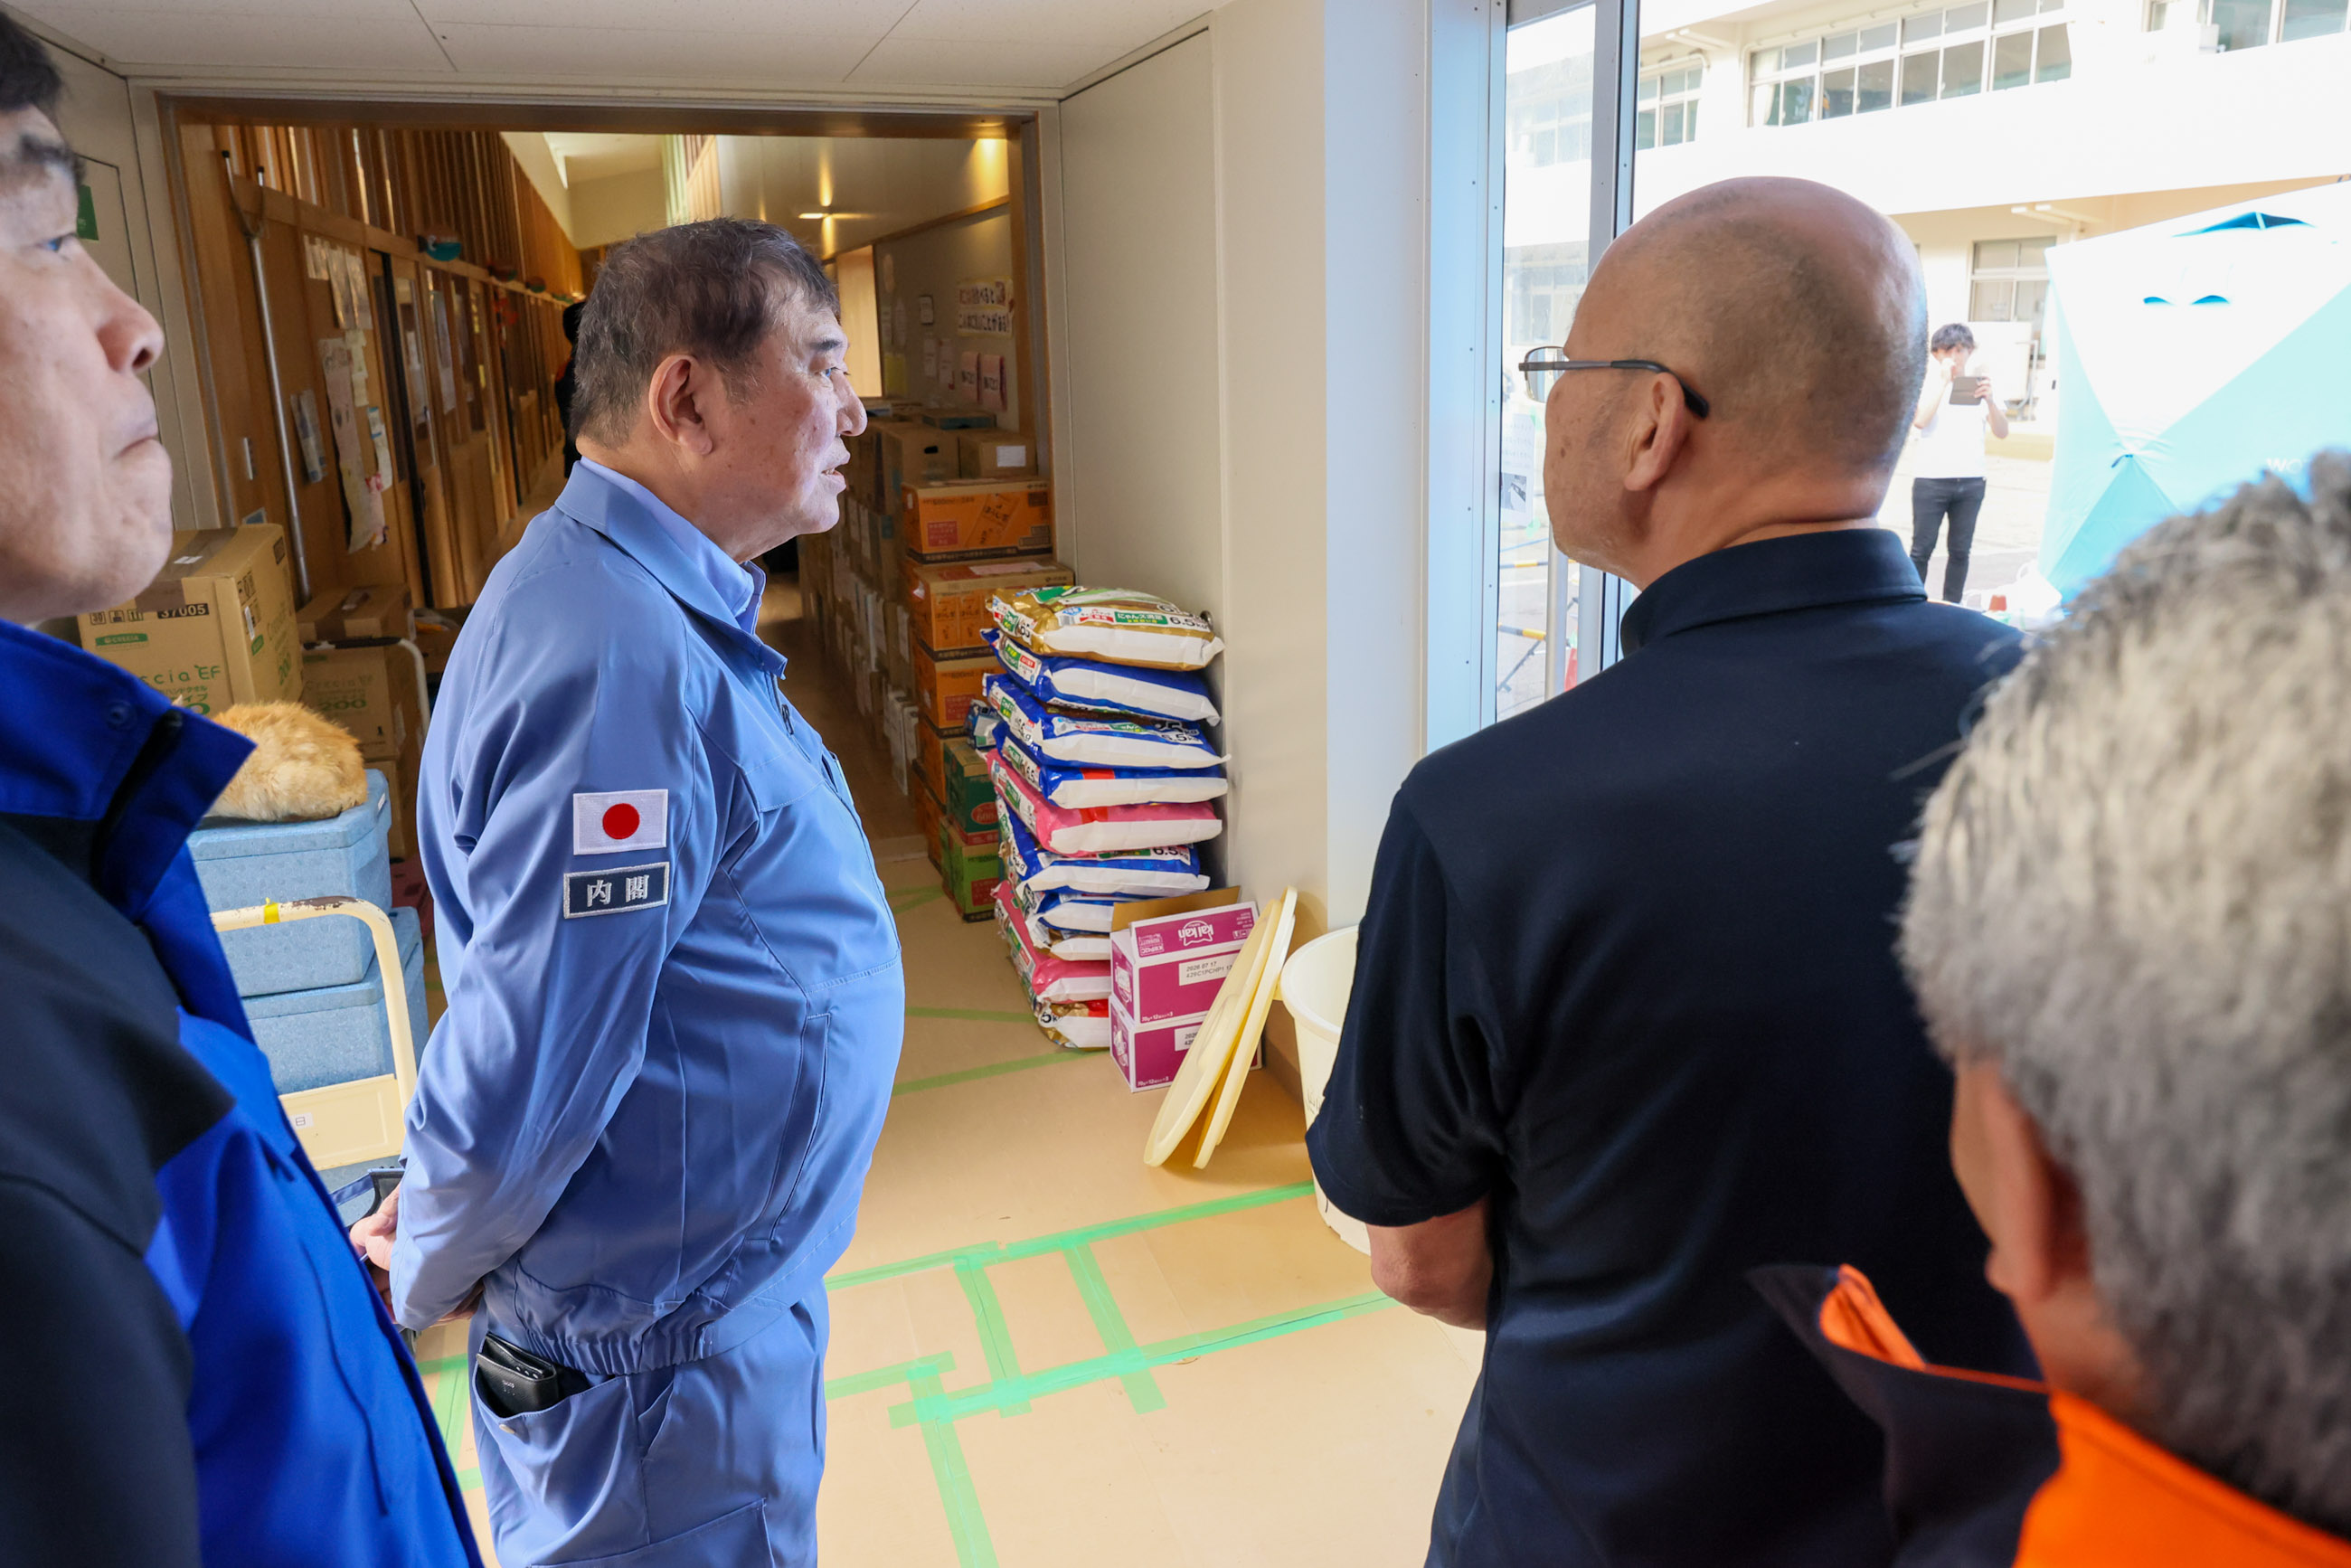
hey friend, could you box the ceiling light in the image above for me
[799,212,829,220]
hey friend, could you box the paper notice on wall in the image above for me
[326,250,355,329]
[979,354,1006,411]
[922,335,939,382]
[344,327,371,404]
[302,234,329,281]
[881,253,895,294]
[918,294,934,326]
[958,351,979,402]
[430,292,459,414]
[289,388,326,485]
[882,353,906,396]
[317,337,382,552]
[365,405,396,488]
[956,278,1014,336]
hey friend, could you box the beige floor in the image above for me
[411,573,1481,1568]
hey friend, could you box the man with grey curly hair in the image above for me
[1757,453,2351,1564]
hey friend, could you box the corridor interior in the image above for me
[408,566,1482,1568]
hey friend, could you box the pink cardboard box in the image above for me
[1109,899,1258,1091]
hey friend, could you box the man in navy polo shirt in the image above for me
[1308,176,2035,1565]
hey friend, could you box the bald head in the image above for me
[1583,177,1924,474]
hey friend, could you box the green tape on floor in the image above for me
[892,1049,1093,1098]
[904,1006,1034,1024]
[826,1181,1315,1292]
[955,1259,1030,1417]
[909,1368,1000,1568]
[1062,1242,1164,1414]
[827,1352,956,1401]
[884,1290,1397,1429]
[890,885,946,913]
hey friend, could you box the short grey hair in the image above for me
[569,217,838,448]
[1901,451,2351,1535]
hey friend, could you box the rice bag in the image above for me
[990,586,1224,672]
[1000,813,1211,900]
[995,732,1228,810]
[968,701,1005,754]
[995,879,1111,1003]
[1036,997,1110,1052]
[1005,882,1115,960]
[991,748,1222,856]
[983,673,1222,771]
[1026,887,1140,935]
[989,633,1220,726]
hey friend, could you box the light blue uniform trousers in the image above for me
[468,1292,829,1567]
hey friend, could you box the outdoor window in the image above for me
[2171,0,2351,43]
[1753,0,2067,126]
[1969,237,2054,335]
[1509,49,1597,167]
[1636,62,1704,149]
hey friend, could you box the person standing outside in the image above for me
[1907,322,2009,602]
[1308,177,2035,1566]
[0,17,479,1566]
[349,220,899,1567]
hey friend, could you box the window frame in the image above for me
[1749,0,2069,128]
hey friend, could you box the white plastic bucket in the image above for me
[1278,925,1370,1254]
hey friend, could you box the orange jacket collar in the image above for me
[1759,1263,2351,1567]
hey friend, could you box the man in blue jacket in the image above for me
[350,219,902,1566]
[0,17,479,1566]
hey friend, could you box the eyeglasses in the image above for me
[1518,348,1711,419]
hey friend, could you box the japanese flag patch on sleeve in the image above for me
[573,789,667,855]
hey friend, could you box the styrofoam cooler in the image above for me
[189,770,393,997]
[244,904,424,1096]
[1278,925,1369,1253]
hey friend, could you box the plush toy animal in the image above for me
[209,702,369,822]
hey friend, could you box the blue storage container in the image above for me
[244,903,424,1096]
[189,769,393,998]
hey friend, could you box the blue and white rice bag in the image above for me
[968,701,1006,754]
[987,632,1220,726]
[999,812,1212,900]
[981,672,1223,771]
[996,733,1228,810]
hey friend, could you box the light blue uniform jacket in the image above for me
[392,464,903,1377]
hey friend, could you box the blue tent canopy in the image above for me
[2040,184,2351,595]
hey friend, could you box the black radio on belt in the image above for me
[476,1334,591,1419]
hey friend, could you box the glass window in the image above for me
[1636,108,1657,148]
[1857,56,1897,109]
[1822,65,1858,115]
[1685,100,1700,139]
[2035,22,2072,77]
[1942,40,1986,91]
[1496,7,1595,717]
[2021,236,2054,266]
[1975,239,2020,269]
[1639,75,1660,101]
[1970,278,2016,318]
[1861,21,1902,49]
[1752,81,1776,123]
[1947,1,1991,28]
[1995,0,2039,23]
[1906,11,1945,42]
[1661,101,1685,143]
[1992,29,2034,86]
[2282,0,2348,36]
[1783,38,1819,65]
[1902,49,1940,102]
[1824,29,1860,58]
[2211,0,2274,46]
[1780,78,1817,122]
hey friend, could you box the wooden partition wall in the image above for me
[175,115,582,610]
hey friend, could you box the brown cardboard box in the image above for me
[957,430,1036,480]
[902,480,1054,564]
[300,641,422,760]
[297,582,413,644]
[914,717,950,805]
[79,526,301,715]
[912,780,945,871]
[902,558,1073,656]
[383,739,422,861]
[912,642,998,731]
[873,421,958,517]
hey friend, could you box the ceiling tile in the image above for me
[28,8,452,69]
[888,0,1205,50]
[412,0,890,34]
[432,23,873,81]
[847,34,1120,88]
[16,0,414,18]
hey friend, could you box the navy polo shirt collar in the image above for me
[1619,527,1924,655]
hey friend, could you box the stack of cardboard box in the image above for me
[802,405,1068,917]
[295,584,425,858]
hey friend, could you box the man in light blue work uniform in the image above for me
[349,219,901,1566]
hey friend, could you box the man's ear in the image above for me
[645,353,716,458]
[1954,1061,2092,1308]
[1621,373,1693,496]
